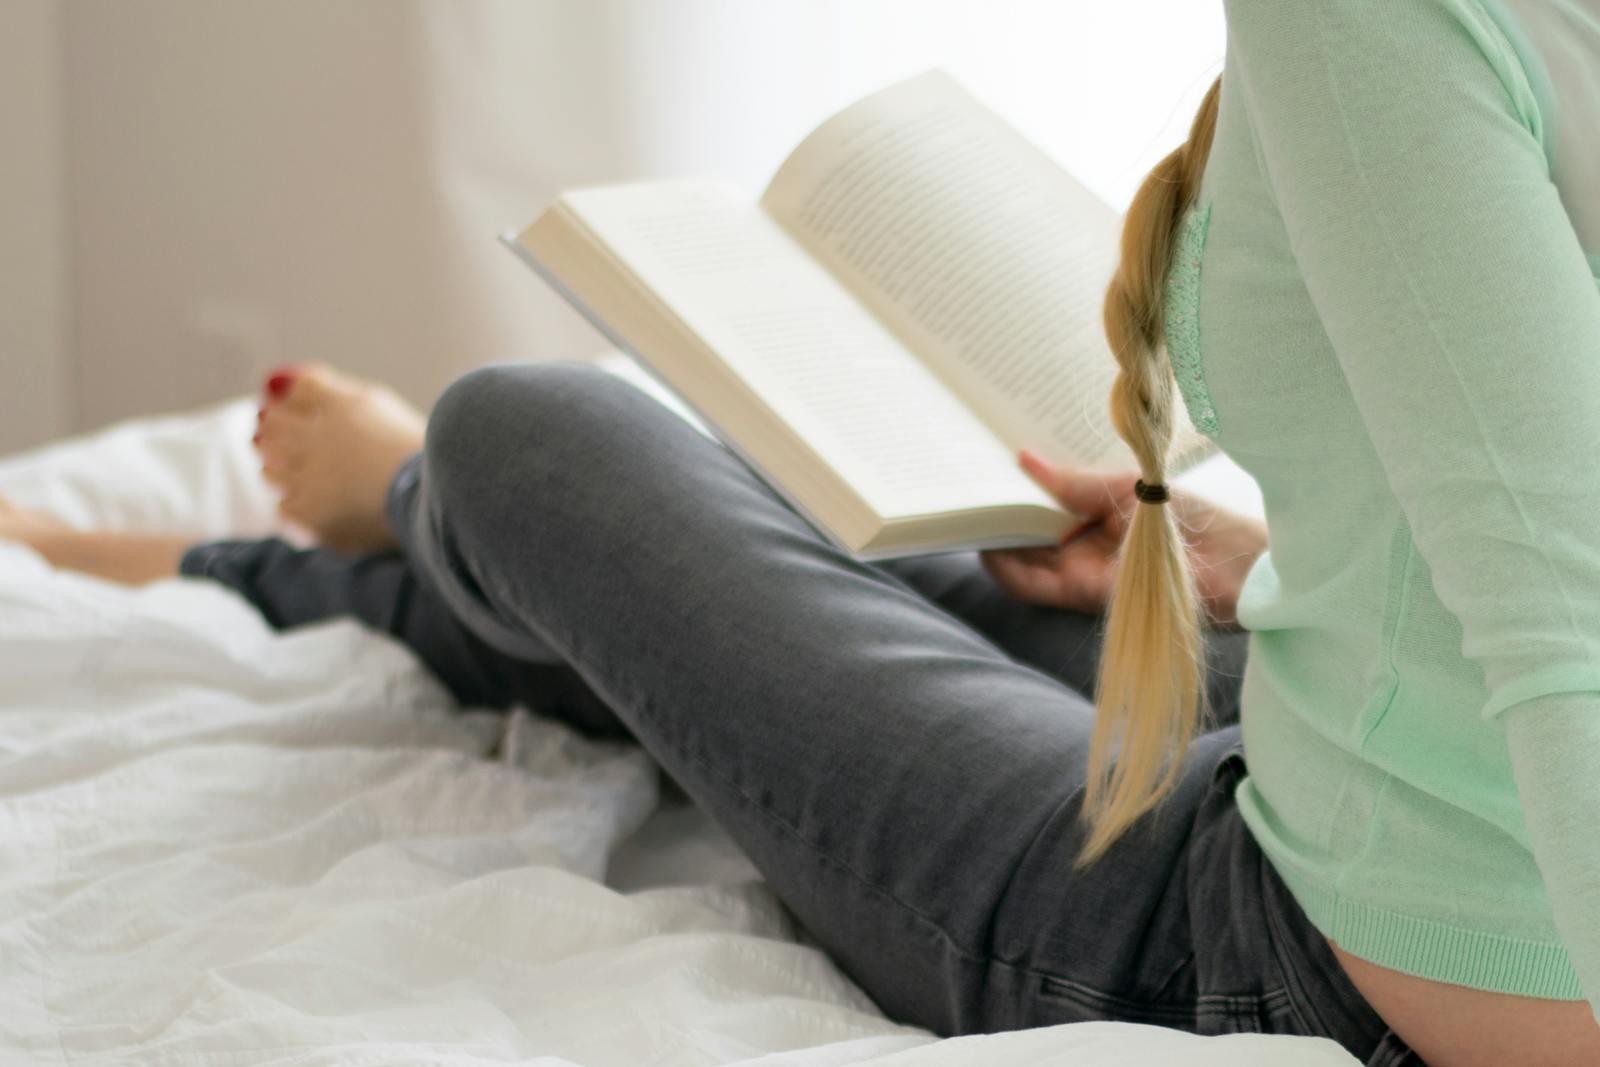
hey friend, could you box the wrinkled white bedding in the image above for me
[0,364,1346,1066]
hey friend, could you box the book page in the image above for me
[560,181,1058,520]
[762,71,1204,471]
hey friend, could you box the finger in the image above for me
[981,546,1058,581]
[1055,539,1117,599]
[1018,450,1129,520]
[1059,517,1099,545]
[981,548,1059,603]
[1005,545,1060,568]
[987,543,1114,615]
[979,549,1030,597]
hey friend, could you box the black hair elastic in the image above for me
[1133,479,1171,504]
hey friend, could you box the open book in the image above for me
[502,70,1214,559]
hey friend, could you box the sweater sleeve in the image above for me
[1224,0,1600,1018]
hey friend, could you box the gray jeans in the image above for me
[183,361,1422,1065]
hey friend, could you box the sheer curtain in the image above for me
[27,1,1222,442]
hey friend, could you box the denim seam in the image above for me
[1036,971,1290,1030]
[973,778,1202,1012]
[974,782,1084,967]
[1035,974,1199,1024]
[1362,1029,1420,1067]
[1040,972,1287,1013]
[1260,856,1339,1038]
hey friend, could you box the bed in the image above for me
[0,356,1355,1066]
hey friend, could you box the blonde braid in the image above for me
[1075,74,1224,869]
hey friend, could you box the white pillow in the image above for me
[0,398,282,538]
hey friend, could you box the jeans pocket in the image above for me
[1036,973,1200,1028]
[1201,987,1294,1035]
[1037,972,1292,1036]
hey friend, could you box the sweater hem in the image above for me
[1270,859,1585,1000]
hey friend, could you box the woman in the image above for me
[6,1,1599,1063]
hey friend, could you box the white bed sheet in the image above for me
[0,360,1346,1066]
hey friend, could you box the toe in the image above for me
[276,494,308,528]
[280,364,347,413]
[259,361,322,409]
[260,457,291,489]
[260,442,302,481]
[257,406,306,453]
[257,411,308,484]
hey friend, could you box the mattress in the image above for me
[0,358,1346,1066]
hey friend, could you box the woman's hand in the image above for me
[980,450,1268,629]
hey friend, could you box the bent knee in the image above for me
[423,360,662,514]
[428,361,630,467]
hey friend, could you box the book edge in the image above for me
[496,229,876,557]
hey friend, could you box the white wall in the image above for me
[19,0,1224,441]
[58,0,854,430]
[830,2,1225,210]
[0,0,72,453]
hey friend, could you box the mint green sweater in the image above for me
[1182,0,1600,1019]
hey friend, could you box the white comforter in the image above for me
[0,377,1349,1066]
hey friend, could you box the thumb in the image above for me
[1018,449,1123,520]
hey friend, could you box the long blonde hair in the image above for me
[1075,74,1224,869]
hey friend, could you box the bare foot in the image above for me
[254,364,426,553]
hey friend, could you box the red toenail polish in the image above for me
[252,433,261,445]
[266,372,294,398]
